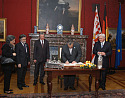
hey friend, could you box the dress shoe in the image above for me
[102,86,106,90]
[33,82,37,86]
[8,89,13,91]
[4,91,13,94]
[18,87,23,90]
[40,82,45,85]
[22,85,29,87]
[69,87,76,90]
[64,87,68,90]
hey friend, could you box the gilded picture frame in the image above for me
[37,0,82,33]
[0,18,7,42]
[108,28,125,50]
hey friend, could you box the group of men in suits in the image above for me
[61,33,112,90]
[15,33,112,91]
[15,32,50,90]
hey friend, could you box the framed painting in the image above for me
[0,18,7,42]
[108,28,125,50]
[37,0,82,33]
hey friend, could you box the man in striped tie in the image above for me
[93,34,112,90]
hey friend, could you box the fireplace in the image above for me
[29,33,88,74]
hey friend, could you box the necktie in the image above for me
[24,44,27,53]
[41,40,43,48]
[101,43,103,48]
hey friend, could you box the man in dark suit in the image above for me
[61,39,82,90]
[33,32,50,85]
[93,34,112,90]
[15,34,30,90]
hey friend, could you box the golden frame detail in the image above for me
[108,28,125,50]
[0,18,7,42]
[36,0,82,33]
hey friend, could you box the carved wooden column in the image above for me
[29,33,88,74]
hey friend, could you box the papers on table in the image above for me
[62,62,83,67]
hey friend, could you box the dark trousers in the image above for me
[17,66,27,88]
[64,75,75,88]
[100,69,107,88]
[2,65,12,91]
[34,62,45,83]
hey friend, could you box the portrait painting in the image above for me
[0,18,7,42]
[108,28,125,49]
[37,0,81,33]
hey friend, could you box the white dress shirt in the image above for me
[21,42,27,53]
[69,48,72,55]
[40,39,44,44]
[101,41,105,48]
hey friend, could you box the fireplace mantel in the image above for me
[29,33,88,73]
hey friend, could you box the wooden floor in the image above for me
[0,70,125,94]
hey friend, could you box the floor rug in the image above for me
[0,89,125,98]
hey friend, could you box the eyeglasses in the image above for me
[22,39,26,40]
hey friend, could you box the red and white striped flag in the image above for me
[91,6,102,63]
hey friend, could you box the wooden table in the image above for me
[45,67,102,98]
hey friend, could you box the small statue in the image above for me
[34,26,37,33]
[71,24,75,35]
[46,23,49,34]
[80,28,83,35]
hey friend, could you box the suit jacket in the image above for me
[33,39,50,62]
[15,42,30,67]
[93,41,112,68]
[61,42,82,63]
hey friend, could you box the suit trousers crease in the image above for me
[34,62,45,83]
[100,69,107,87]
[3,66,12,91]
[17,66,27,87]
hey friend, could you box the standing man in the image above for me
[61,39,81,90]
[93,34,112,90]
[33,32,50,85]
[16,34,30,90]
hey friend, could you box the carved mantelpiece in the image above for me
[29,33,88,74]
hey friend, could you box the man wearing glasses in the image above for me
[15,34,30,90]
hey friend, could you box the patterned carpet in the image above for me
[0,89,125,98]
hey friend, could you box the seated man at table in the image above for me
[61,39,82,90]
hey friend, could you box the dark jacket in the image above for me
[1,43,15,68]
[2,43,14,59]
[33,39,50,62]
[61,42,82,63]
[93,41,112,68]
[15,42,30,67]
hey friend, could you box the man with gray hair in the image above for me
[33,32,50,85]
[16,34,30,90]
[61,39,82,90]
[93,34,112,90]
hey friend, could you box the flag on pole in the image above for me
[91,6,102,63]
[102,3,109,41]
[115,3,122,68]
